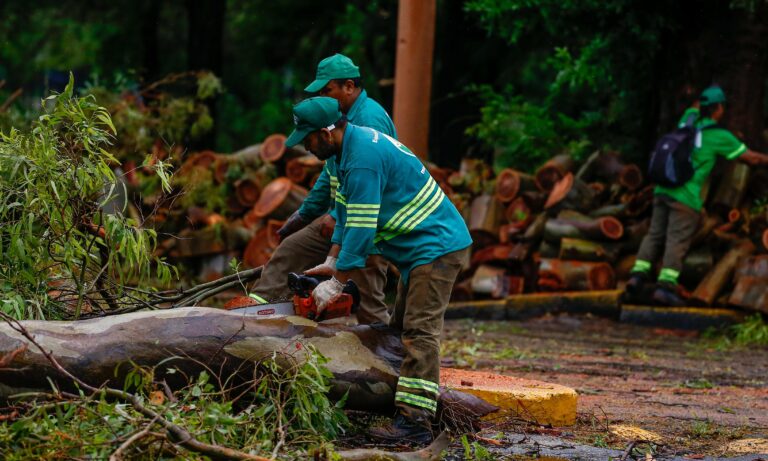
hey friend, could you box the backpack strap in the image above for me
[683,112,698,128]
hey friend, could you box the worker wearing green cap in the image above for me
[248,54,396,326]
[627,85,768,306]
[284,96,471,443]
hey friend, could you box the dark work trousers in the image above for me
[635,195,702,283]
[249,216,390,324]
[389,247,469,416]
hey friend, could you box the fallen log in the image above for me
[505,196,533,230]
[234,178,261,207]
[260,133,287,163]
[691,239,756,306]
[494,169,536,203]
[470,265,524,298]
[0,308,497,420]
[244,177,308,225]
[711,162,750,215]
[728,276,768,314]
[679,247,714,289]
[576,151,643,190]
[544,173,595,213]
[535,154,574,191]
[469,194,507,236]
[559,237,621,262]
[537,258,616,291]
[543,215,624,242]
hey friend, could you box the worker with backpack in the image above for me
[626,85,768,306]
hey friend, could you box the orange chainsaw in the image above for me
[228,273,360,321]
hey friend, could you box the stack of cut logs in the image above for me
[130,134,322,280]
[138,135,768,313]
[439,151,768,314]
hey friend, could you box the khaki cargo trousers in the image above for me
[390,247,469,417]
[635,195,702,284]
[249,216,390,325]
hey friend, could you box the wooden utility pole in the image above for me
[393,0,436,160]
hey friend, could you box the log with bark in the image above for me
[559,237,621,263]
[535,154,574,192]
[728,276,768,313]
[537,258,616,291]
[0,308,497,421]
[544,173,596,213]
[494,169,536,203]
[710,162,750,215]
[260,134,287,163]
[691,239,756,306]
[679,247,714,289]
[576,150,644,191]
[543,215,624,242]
[244,178,309,225]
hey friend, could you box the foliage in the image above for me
[0,344,348,459]
[466,84,592,173]
[83,71,222,164]
[705,313,768,348]
[0,74,176,320]
[460,434,493,461]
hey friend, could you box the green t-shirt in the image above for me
[655,108,747,211]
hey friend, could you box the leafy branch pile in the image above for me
[0,342,348,460]
[0,74,176,320]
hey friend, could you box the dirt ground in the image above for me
[438,314,768,459]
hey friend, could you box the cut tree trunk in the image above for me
[576,151,644,191]
[728,276,768,313]
[543,216,624,242]
[544,173,595,213]
[537,258,616,291]
[691,239,756,306]
[244,178,308,225]
[234,178,261,207]
[535,154,574,192]
[559,238,621,262]
[494,169,536,203]
[711,162,750,215]
[0,307,497,419]
[679,247,714,289]
[469,194,507,236]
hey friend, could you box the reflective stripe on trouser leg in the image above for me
[395,390,438,413]
[658,268,680,284]
[631,259,652,274]
[393,248,468,416]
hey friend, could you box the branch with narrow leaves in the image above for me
[0,312,269,461]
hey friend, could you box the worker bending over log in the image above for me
[627,86,768,306]
[248,54,396,325]
[284,97,471,443]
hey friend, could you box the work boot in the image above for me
[368,409,433,444]
[625,272,649,298]
[653,282,686,307]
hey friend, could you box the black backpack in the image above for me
[648,113,720,187]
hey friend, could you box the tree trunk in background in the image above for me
[393,0,436,160]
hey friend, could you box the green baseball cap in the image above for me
[285,97,342,147]
[304,53,361,93]
[700,85,726,106]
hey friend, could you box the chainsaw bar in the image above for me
[232,301,295,318]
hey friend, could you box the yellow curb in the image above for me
[621,305,746,329]
[609,424,665,444]
[440,368,578,426]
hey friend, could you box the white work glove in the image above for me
[312,277,344,312]
[304,256,337,277]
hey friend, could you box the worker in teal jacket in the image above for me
[248,54,395,325]
[285,96,471,442]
